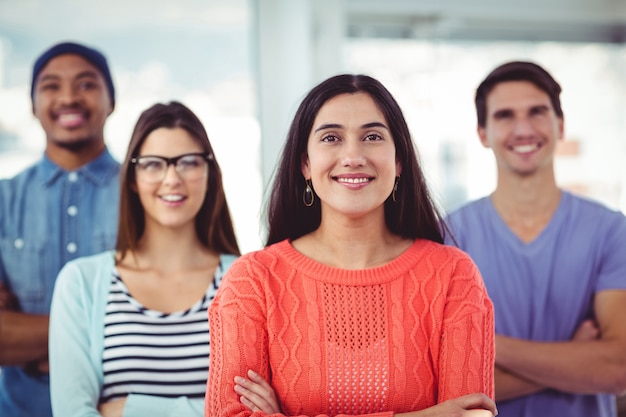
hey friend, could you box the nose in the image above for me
[162,163,183,185]
[340,139,366,167]
[57,84,80,105]
[512,117,536,137]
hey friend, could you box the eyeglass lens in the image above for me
[134,154,208,182]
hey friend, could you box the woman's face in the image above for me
[302,92,401,221]
[133,127,209,233]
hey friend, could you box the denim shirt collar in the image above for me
[37,149,119,187]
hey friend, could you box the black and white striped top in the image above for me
[100,262,225,403]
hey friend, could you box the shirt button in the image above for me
[67,205,78,216]
[67,242,77,253]
[68,172,78,182]
[14,238,24,249]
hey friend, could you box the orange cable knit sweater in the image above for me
[206,239,494,417]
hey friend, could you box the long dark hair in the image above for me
[115,101,240,262]
[265,74,446,246]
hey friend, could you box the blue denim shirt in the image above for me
[0,149,120,417]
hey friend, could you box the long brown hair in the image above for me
[115,101,240,262]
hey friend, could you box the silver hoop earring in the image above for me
[303,179,315,207]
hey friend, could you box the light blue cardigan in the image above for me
[49,250,237,417]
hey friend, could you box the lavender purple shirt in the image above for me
[445,191,626,417]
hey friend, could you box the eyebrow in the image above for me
[37,70,100,84]
[492,109,513,118]
[313,121,389,133]
[529,104,550,113]
[492,104,550,118]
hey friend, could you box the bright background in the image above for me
[1,0,625,253]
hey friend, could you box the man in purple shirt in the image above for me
[445,61,626,417]
[0,42,120,417]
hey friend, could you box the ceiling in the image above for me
[344,0,626,43]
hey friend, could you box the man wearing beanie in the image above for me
[0,41,120,417]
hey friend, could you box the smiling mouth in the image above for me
[160,195,185,202]
[57,113,87,128]
[334,177,372,184]
[511,143,541,153]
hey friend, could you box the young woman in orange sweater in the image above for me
[205,74,496,417]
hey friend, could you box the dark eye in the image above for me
[39,82,59,92]
[493,110,513,120]
[78,81,98,91]
[177,156,204,170]
[137,158,165,171]
[530,106,549,117]
[364,134,383,141]
[321,134,339,143]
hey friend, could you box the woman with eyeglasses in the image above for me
[49,101,240,417]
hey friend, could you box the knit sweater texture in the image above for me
[206,239,494,417]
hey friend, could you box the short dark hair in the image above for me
[265,74,447,246]
[116,101,240,261]
[475,61,563,127]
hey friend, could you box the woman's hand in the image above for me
[98,398,127,417]
[397,393,497,417]
[234,369,281,414]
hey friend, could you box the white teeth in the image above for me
[513,144,538,153]
[337,177,369,184]
[161,195,184,202]
[58,114,82,122]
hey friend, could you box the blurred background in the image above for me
[0,0,625,253]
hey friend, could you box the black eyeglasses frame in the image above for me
[130,152,213,167]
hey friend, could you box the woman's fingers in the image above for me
[234,372,280,414]
[455,393,498,415]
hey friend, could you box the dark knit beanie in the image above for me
[31,41,115,108]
